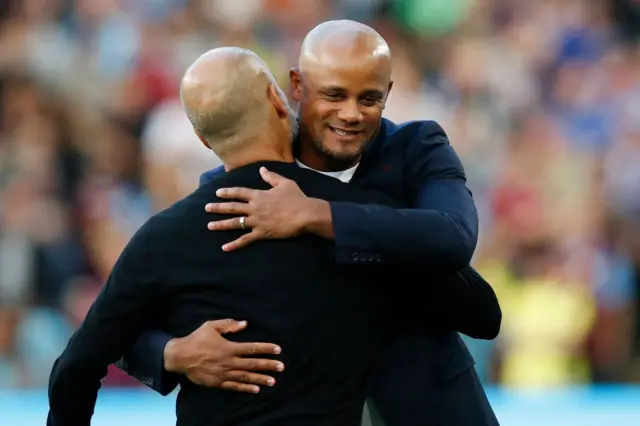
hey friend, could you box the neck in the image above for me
[223,149,294,171]
[222,133,294,172]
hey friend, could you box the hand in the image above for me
[206,167,319,251]
[164,319,284,393]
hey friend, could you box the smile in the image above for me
[329,126,360,136]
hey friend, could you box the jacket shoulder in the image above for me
[381,118,448,147]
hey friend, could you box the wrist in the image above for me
[163,338,184,373]
[300,198,324,230]
[301,198,333,238]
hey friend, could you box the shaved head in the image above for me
[290,20,393,171]
[299,20,391,77]
[180,47,293,159]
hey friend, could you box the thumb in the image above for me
[260,167,287,187]
[210,319,248,334]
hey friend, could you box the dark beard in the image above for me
[292,129,363,171]
[310,137,364,171]
[293,110,371,171]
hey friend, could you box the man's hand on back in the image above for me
[205,167,329,251]
[164,319,285,393]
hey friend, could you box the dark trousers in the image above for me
[366,367,499,426]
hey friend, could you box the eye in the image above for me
[324,92,345,101]
[360,97,380,107]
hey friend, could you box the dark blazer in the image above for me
[119,119,502,425]
[48,161,409,426]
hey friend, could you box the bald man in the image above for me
[47,47,408,426]
[121,21,501,426]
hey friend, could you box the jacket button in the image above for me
[367,254,374,261]
[351,252,359,261]
[374,254,382,262]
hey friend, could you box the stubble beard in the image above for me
[310,134,364,170]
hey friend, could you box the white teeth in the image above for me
[331,128,354,136]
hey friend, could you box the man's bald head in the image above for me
[180,47,288,157]
[299,20,391,78]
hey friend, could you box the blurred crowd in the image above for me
[0,0,639,390]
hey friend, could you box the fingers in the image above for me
[232,357,285,373]
[219,381,261,394]
[208,319,247,334]
[222,232,261,252]
[215,187,260,201]
[208,216,251,231]
[225,370,277,387]
[205,202,250,215]
[259,167,288,187]
[231,341,282,356]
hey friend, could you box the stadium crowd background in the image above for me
[0,0,639,399]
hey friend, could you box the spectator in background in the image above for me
[498,241,596,387]
[141,98,221,211]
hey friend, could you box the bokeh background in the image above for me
[0,0,639,424]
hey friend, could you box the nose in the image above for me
[337,99,363,125]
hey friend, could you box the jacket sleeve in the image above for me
[331,122,478,269]
[422,266,502,339]
[47,220,160,426]
[116,330,180,395]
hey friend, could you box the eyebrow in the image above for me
[318,86,346,93]
[360,90,384,98]
[318,86,384,97]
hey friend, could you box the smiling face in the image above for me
[290,34,392,170]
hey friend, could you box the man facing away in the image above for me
[47,47,410,426]
[119,21,501,426]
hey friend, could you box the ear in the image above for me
[194,129,210,150]
[384,81,393,106]
[289,68,302,102]
[267,83,288,119]
[382,81,393,110]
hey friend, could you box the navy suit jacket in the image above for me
[117,118,499,422]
